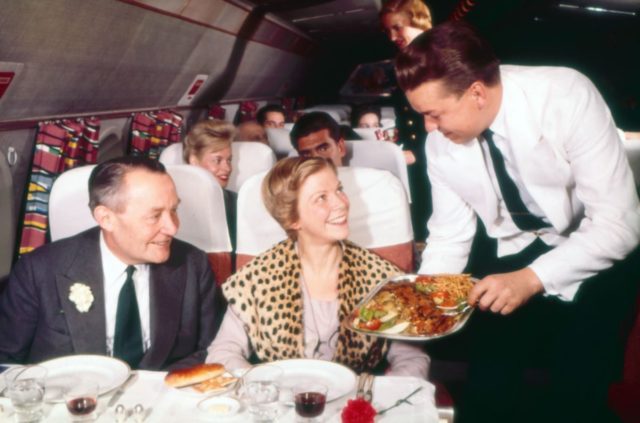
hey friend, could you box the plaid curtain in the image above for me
[208,104,226,120]
[18,118,101,255]
[234,101,258,125]
[129,110,183,160]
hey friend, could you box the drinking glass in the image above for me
[63,379,99,421]
[241,365,283,422]
[4,366,47,423]
[293,382,327,422]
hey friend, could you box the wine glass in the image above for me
[293,382,328,422]
[63,379,99,421]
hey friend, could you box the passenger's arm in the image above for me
[166,252,217,370]
[205,305,252,370]
[385,341,429,379]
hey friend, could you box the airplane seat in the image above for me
[236,166,414,272]
[353,128,379,141]
[608,294,640,423]
[158,142,184,165]
[380,106,396,121]
[380,118,396,128]
[283,123,294,131]
[49,165,97,242]
[265,127,295,158]
[159,141,277,193]
[164,165,232,284]
[228,142,277,193]
[345,141,412,203]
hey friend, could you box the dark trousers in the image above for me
[454,235,640,423]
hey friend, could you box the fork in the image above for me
[363,374,374,402]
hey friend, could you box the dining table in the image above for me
[0,369,443,422]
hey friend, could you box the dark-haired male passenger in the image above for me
[0,157,218,370]
[256,104,286,129]
[396,22,640,423]
[290,111,347,167]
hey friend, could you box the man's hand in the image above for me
[468,267,544,315]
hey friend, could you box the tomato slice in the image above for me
[364,319,381,331]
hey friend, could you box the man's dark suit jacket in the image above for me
[0,227,217,370]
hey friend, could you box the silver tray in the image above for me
[343,274,476,341]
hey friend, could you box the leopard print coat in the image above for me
[223,239,401,373]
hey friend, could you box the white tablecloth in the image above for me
[0,371,440,422]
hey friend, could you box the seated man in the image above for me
[396,22,640,422]
[256,104,286,129]
[290,111,347,166]
[0,157,218,370]
[235,121,267,144]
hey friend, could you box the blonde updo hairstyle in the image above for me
[182,119,236,163]
[380,0,433,31]
[262,157,337,241]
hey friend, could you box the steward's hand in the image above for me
[468,267,543,315]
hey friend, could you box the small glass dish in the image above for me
[197,396,243,419]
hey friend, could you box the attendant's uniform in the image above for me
[420,65,640,423]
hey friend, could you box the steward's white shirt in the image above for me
[419,65,640,300]
[100,232,151,355]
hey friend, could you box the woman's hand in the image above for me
[468,268,544,315]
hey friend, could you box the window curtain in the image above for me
[208,104,226,120]
[18,118,101,255]
[233,101,258,125]
[129,110,183,160]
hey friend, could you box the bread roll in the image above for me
[164,363,225,387]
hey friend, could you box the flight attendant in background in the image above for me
[380,0,433,242]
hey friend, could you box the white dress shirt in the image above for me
[419,65,640,300]
[100,233,151,355]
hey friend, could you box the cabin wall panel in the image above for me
[0,129,38,263]
[0,0,312,122]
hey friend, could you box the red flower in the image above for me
[341,398,377,423]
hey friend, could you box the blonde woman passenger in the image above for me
[206,157,429,377]
[183,119,237,249]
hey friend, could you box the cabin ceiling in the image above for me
[248,0,640,43]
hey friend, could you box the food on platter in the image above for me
[164,363,237,393]
[351,274,474,338]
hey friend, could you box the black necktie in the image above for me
[482,129,550,231]
[113,265,144,368]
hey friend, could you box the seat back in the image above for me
[49,165,97,242]
[159,142,276,193]
[265,127,295,157]
[158,142,183,165]
[236,166,414,271]
[228,142,276,193]
[345,141,411,202]
[165,165,233,284]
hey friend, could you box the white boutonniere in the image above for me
[68,283,94,313]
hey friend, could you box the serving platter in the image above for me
[344,274,476,341]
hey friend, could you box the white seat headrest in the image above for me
[49,165,97,242]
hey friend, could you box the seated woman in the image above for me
[207,157,429,377]
[183,119,237,249]
[352,105,382,129]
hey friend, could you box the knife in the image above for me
[108,371,138,407]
